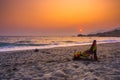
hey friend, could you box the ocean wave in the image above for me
[0,42,50,47]
[14,41,32,44]
[97,40,120,43]
[0,37,120,52]
[0,42,12,47]
[15,43,50,46]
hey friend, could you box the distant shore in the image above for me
[0,42,120,80]
[77,28,120,37]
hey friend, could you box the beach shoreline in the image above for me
[0,41,120,52]
[0,42,120,80]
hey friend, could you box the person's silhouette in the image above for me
[73,40,98,61]
[89,40,98,61]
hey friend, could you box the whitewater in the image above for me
[0,36,120,52]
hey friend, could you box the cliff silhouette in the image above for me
[77,28,120,37]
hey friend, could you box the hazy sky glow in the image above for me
[0,0,120,36]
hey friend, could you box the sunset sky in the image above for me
[0,0,120,36]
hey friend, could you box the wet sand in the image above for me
[0,42,120,80]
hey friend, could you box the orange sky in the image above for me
[0,0,120,36]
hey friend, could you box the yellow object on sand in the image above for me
[74,52,81,58]
[74,51,90,59]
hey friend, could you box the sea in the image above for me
[0,36,120,52]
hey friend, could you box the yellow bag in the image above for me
[73,51,89,58]
[74,51,81,58]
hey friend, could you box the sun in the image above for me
[79,29,83,32]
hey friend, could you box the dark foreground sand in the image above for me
[0,43,120,80]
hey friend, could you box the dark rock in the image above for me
[12,67,17,71]
[77,34,85,37]
[34,49,39,52]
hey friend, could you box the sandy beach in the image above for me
[0,42,120,80]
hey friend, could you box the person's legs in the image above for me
[94,50,98,61]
